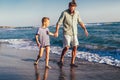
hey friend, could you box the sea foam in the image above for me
[0,39,120,67]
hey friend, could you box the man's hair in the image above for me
[42,17,49,23]
[69,1,77,7]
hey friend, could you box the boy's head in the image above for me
[42,17,50,27]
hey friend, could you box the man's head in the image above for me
[69,2,77,7]
[68,2,77,13]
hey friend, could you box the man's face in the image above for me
[69,6,76,13]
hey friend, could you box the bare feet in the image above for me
[34,61,38,65]
[57,61,64,66]
[45,65,51,69]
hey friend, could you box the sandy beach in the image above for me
[0,43,120,80]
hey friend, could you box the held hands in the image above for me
[54,31,59,37]
[47,31,58,37]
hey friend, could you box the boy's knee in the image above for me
[37,55,41,58]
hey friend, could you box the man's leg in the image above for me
[58,35,70,65]
[60,46,69,63]
[71,46,77,64]
[70,35,78,67]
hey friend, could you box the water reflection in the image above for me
[34,65,49,80]
[70,67,75,80]
[34,65,76,80]
[58,66,66,80]
[58,66,76,80]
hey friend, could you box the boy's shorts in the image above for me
[63,35,79,47]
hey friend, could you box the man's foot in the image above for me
[45,65,51,69]
[34,61,38,65]
[57,61,64,66]
[70,64,78,67]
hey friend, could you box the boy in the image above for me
[34,17,54,69]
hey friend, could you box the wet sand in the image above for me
[0,43,120,80]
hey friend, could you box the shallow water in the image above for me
[0,22,120,67]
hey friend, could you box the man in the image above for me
[54,2,88,67]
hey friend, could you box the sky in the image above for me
[0,0,120,27]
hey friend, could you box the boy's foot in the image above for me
[34,61,38,65]
[45,66,51,69]
[70,64,78,67]
[57,61,63,66]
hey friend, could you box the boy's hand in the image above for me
[37,43,41,48]
[46,31,49,35]
[47,31,57,37]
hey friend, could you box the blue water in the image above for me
[0,22,120,67]
[1,22,120,51]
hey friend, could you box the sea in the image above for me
[0,22,120,67]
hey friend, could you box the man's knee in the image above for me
[64,46,69,50]
[73,46,77,51]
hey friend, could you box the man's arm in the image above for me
[54,11,65,37]
[54,23,60,37]
[79,22,88,37]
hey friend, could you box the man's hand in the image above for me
[85,29,89,37]
[54,32,59,37]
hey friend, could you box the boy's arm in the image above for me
[48,32,54,36]
[35,34,40,47]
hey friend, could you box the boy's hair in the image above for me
[42,17,49,24]
[69,2,77,7]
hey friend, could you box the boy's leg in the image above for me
[45,46,51,68]
[34,47,44,65]
[43,67,49,79]
[39,47,44,58]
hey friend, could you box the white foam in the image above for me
[85,23,103,26]
[51,46,120,67]
[0,39,39,50]
[0,39,120,67]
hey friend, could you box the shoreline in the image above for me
[0,43,120,80]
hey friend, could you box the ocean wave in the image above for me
[0,39,38,50]
[0,28,17,31]
[51,46,120,67]
[0,39,120,67]
[14,26,35,30]
[85,23,103,26]
[85,22,120,26]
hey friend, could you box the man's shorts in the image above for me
[63,35,79,47]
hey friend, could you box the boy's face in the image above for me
[45,19,50,27]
